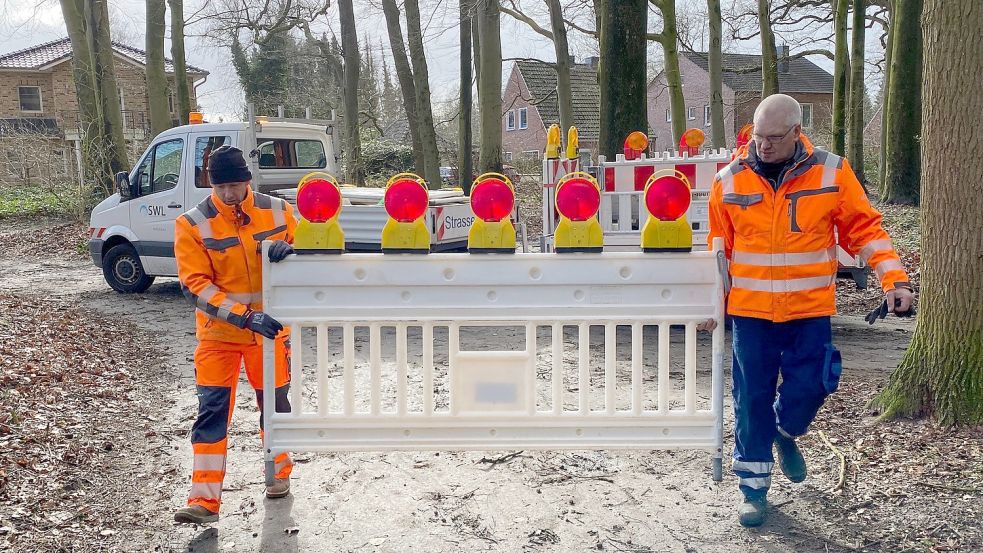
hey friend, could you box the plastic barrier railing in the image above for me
[261,241,727,485]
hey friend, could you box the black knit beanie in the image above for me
[207,145,253,184]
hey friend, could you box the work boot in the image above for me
[737,497,768,528]
[774,434,807,483]
[174,505,218,525]
[266,477,290,499]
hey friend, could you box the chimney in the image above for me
[586,56,600,69]
[777,44,790,73]
[569,54,576,65]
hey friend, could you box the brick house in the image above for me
[647,49,834,150]
[502,59,600,163]
[0,37,207,184]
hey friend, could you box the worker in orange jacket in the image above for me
[172,145,298,525]
[700,94,913,527]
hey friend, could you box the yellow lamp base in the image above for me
[641,217,693,252]
[381,219,431,253]
[468,219,516,253]
[555,218,603,253]
[294,219,345,253]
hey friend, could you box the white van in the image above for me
[88,113,476,293]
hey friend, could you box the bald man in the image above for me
[701,94,913,527]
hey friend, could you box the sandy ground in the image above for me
[3,219,979,553]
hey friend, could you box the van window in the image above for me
[134,138,184,197]
[194,135,232,187]
[257,138,326,169]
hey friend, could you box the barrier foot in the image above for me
[712,457,723,482]
[265,460,276,487]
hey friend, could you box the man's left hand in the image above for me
[887,287,915,315]
[268,240,294,263]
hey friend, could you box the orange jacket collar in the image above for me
[210,186,255,221]
[740,133,816,167]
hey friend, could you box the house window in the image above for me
[665,109,671,122]
[800,103,814,129]
[18,86,42,112]
[704,105,712,127]
[518,107,528,130]
[168,93,175,114]
[523,150,541,160]
[506,110,516,131]
[504,152,513,162]
[688,107,696,120]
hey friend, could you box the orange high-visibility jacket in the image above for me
[175,188,296,344]
[708,135,909,322]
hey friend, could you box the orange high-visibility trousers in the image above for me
[188,337,293,513]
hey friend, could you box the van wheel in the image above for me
[102,243,155,293]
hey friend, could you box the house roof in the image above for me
[513,60,600,140]
[681,51,833,94]
[0,37,208,75]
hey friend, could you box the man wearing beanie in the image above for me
[172,145,299,524]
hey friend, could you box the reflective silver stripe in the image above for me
[716,165,735,195]
[739,476,772,490]
[187,208,214,239]
[732,275,834,293]
[198,284,221,302]
[733,460,774,474]
[732,247,835,267]
[272,199,286,228]
[195,284,244,322]
[858,238,895,263]
[821,152,840,188]
[189,481,223,500]
[777,425,795,439]
[227,291,262,304]
[193,454,227,473]
[873,258,906,280]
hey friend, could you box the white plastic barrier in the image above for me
[261,241,727,484]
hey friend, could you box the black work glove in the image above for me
[268,240,294,263]
[243,310,284,339]
[865,298,916,325]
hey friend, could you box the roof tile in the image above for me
[0,37,207,75]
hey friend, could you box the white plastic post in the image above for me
[369,324,381,415]
[685,322,697,414]
[396,323,408,416]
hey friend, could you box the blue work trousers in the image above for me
[730,315,838,499]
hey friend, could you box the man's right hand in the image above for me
[243,310,284,339]
[697,319,718,332]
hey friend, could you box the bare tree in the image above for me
[169,0,193,123]
[882,0,921,204]
[338,0,364,185]
[477,0,503,173]
[847,0,865,182]
[831,0,849,154]
[651,0,685,143]
[146,0,171,134]
[459,0,474,191]
[707,0,726,148]
[598,0,647,157]
[404,0,442,187]
[758,0,779,96]
[381,0,427,177]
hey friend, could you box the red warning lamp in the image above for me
[679,128,705,156]
[737,123,753,149]
[385,178,429,222]
[470,178,514,222]
[623,131,649,160]
[296,178,342,223]
[645,175,691,221]
[555,177,601,222]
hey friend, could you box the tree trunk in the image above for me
[758,0,779,97]
[381,0,426,175]
[873,0,983,425]
[476,0,502,173]
[598,0,648,158]
[471,15,481,90]
[878,0,894,192]
[707,0,726,148]
[85,0,129,176]
[146,0,171,135]
[831,0,849,155]
[338,0,364,185]
[404,0,442,188]
[168,0,192,124]
[847,0,866,183]
[459,0,474,192]
[547,0,574,133]
[882,0,922,204]
[659,0,685,144]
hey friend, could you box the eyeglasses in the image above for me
[751,125,796,145]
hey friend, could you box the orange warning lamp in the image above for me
[641,170,693,252]
[566,126,579,159]
[381,173,430,253]
[679,128,705,155]
[546,124,561,159]
[468,173,516,253]
[554,172,603,252]
[294,172,344,253]
[737,123,753,149]
[623,131,649,160]
[189,111,203,124]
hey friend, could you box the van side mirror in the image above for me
[116,171,132,199]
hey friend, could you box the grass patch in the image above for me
[0,184,83,220]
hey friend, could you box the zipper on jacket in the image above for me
[234,205,255,309]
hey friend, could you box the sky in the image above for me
[0,0,884,122]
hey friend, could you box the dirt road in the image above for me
[1,220,979,553]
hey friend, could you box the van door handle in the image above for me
[168,202,182,209]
